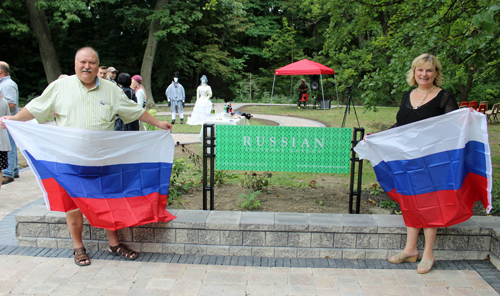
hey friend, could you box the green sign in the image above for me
[216,125,352,173]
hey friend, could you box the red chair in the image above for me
[299,93,309,108]
[460,102,469,108]
[478,104,487,114]
[469,101,478,110]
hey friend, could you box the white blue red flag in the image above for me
[354,109,492,228]
[4,120,176,230]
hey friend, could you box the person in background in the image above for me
[0,91,11,190]
[298,79,309,107]
[98,66,108,79]
[107,66,117,84]
[165,72,185,124]
[384,54,458,274]
[131,75,146,108]
[115,73,139,131]
[131,75,147,130]
[0,47,172,267]
[0,62,19,185]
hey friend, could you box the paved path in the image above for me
[160,103,325,144]
[0,104,499,295]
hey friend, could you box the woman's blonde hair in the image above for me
[406,54,443,87]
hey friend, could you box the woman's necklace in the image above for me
[414,85,435,109]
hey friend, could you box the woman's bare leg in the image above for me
[389,227,420,261]
[417,227,437,273]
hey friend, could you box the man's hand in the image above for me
[182,101,185,108]
[168,101,171,107]
[0,108,35,129]
[0,116,14,129]
[139,110,172,132]
[158,121,172,131]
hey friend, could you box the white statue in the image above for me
[187,75,213,125]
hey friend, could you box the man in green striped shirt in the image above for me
[1,47,172,266]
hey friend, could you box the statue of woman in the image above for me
[187,75,213,125]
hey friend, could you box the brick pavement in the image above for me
[0,247,499,295]
[0,169,41,221]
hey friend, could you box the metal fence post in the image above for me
[349,128,364,214]
[202,124,216,210]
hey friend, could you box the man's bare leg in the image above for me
[106,229,120,247]
[106,229,138,259]
[66,210,89,265]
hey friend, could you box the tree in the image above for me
[141,0,169,106]
[323,0,500,108]
[24,0,61,83]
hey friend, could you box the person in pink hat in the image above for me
[131,75,147,130]
[131,75,146,108]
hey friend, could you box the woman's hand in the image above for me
[363,133,373,141]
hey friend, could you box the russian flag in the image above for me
[4,120,176,230]
[354,109,492,228]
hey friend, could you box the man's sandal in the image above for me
[108,243,139,260]
[74,247,91,267]
[388,251,418,264]
[417,258,434,274]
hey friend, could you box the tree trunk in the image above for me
[460,64,475,102]
[24,0,61,84]
[141,0,169,107]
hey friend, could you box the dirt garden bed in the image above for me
[166,144,488,217]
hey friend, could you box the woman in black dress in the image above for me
[387,54,458,274]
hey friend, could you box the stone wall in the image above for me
[15,205,500,260]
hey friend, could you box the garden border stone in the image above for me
[14,205,500,261]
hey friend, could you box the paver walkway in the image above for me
[0,104,499,295]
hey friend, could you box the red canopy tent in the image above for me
[271,59,339,109]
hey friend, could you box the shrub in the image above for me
[239,189,262,210]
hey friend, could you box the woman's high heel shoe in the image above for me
[389,251,418,264]
[417,258,434,274]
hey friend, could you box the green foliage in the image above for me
[379,200,396,209]
[144,109,158,131]
[241,172,273,191]
[369,183,383,195]
[238,189,262,210]
[323,0,500,108]
[168,158,194,208]
[5,0,500,110]
[485,88,500,105]
[490,181,500,215]
[210,97,226,103]
[213,170,238,187]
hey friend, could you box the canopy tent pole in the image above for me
[320,74,326,110]
[269,75,276,110]
[335,74,339,107]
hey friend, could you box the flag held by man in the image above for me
[5,120,176,230]
[354,109,492,228]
